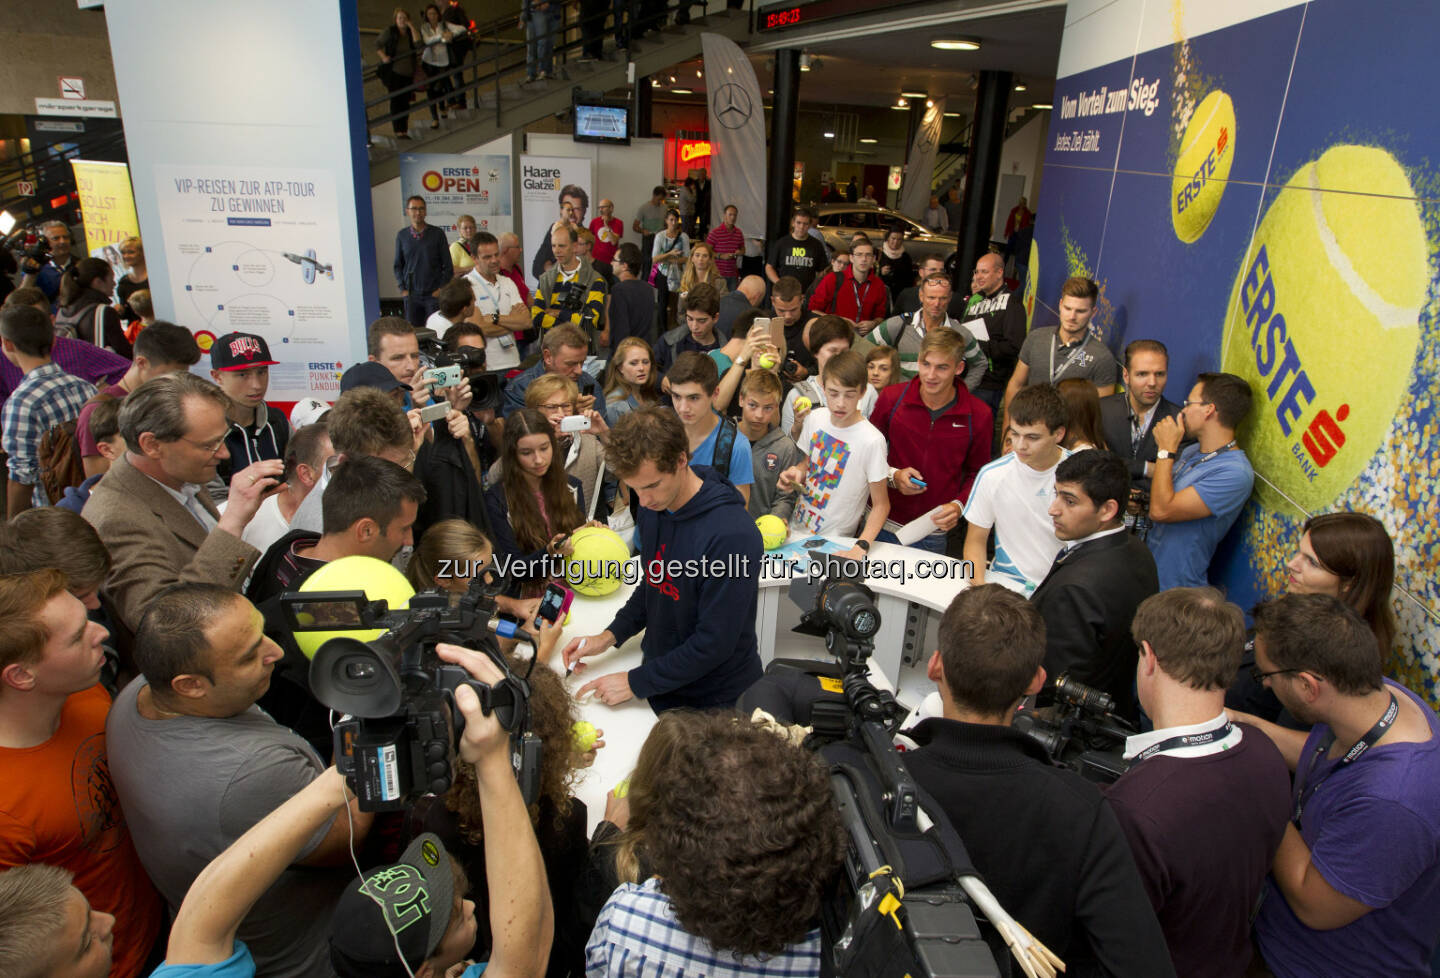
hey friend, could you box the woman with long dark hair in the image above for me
[483,408,585,594]
[56,256,130,358]
[1057,378,1109,452]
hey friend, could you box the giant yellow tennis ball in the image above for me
[755,514,787,550]
[1172,90,1235,243]
[564,525,632,596]
[1220,144,1425,513]
[295,556,415,660]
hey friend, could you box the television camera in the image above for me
[279,578,542,813]
[1012,675,1134,784]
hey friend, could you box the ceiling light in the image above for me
[651,78,660,86]
[726,67,733,74]
[892,103,909,111]
[943,112,960,117]
[900,89,927,99]
[1014,83,1027,92]
[669,75,677,83]
[696,69,702,77]
[671,88,693,94]
[859,137,878,144]
[823,131,835,138]
[0,210,14,236]
[1032,102,1053,110]
[926,99,934,108]
[931,37,981,51]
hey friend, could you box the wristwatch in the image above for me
[855,539,870,552]
[1155,450,1175,461]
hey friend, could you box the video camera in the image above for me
[415,327,502,414]
[1012,674,1133,784]
[740,561,1002,978]
[3,226,51,268]
[279,578,542,812]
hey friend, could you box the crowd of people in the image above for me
[1,192,1436,978]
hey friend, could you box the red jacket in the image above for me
[808,266,889,322]
[870,377,993,524]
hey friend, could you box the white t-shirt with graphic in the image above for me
[791,409,889,537]
[963,449,1070,591]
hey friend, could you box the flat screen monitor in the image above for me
[574,102,630,145]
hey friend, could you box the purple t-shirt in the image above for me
[76,382,129,457]
[1255,680,1440,978]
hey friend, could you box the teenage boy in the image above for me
[780,316,878,441]
[666,352,752,506]
[963,383,1069,593]
[870,329,992,555]
[210,331,290,496]
[777,350,889,559]
[1004,275,1118,423]
[563,407,763,713]
[655,283,723,377]
[738,369,803,522]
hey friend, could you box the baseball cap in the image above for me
[341,361,412,394]
[290,398,331,430]
[210,332,279,371]
[329,833,457,976]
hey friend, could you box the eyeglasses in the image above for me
[539,402,572,413]
[1250,666,1305,684]
[181,435,227,456]
[1182,399,1211,409]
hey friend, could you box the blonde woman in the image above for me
[678,240,726,299]
[450,214,478,277]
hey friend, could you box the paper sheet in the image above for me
[962,317,990,341]
[896,506,949,545]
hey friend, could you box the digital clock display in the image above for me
[762,5,803,29]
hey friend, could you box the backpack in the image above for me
[52,302,101,341]
[37,418,88,505]
[711,416,738,481]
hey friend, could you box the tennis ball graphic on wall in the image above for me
[1172,90,1235,243]
[1023,246,1039,329]
[1220,144,1426,513]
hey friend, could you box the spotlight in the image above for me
[931,37,981,51]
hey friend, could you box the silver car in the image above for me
[814,204,958,268]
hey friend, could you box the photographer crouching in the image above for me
[904,584,1175,977]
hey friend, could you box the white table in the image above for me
[544,539,969,832]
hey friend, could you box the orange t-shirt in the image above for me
[0,684,163,978]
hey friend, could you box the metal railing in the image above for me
[361,0,747,144]
[0,127,129,228]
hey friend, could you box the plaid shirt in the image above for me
[1,362,97,504]
[586,879,822,978]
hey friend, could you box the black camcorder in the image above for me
[740,564,1002,978]
[415,327,502,414]
[1012,674,1133,784]
[279,578,541,812]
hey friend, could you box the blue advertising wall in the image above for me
[1032,0,1440,700]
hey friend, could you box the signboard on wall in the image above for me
[518,154,593,290]
[69,160,139,255]
[397,152,512,239]
[153,164,352,400]
[1035,0,1440,695]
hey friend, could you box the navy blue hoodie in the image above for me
[608,465,763,712]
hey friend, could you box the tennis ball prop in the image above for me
[1172,89,1235,243]
[295,556,415,660]
[564,525,632,596]
[793,396,812,414]
[756,514,787,550]
[572,721,599,751]
[1219,144,1425,513]
[758,354,777,370]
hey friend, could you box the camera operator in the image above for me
[368,316,474,415]
[18,221,76,308]
[1104,588,1290,978]
[905,584,1175,977]
[105,583,373,978]
[145,643,551,978]
[529,223,607,353]
[586,711,843,976]
[563,407,763,712]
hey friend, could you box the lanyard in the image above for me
[1048,333,1088,383]
[1127,399,1155,454]
[472,273,502,312]
[1173,440,1237,479]
[1132,721,1234,763]
[1293,692,1399,827]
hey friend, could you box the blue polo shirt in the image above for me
[1146,445,1254,589]
[690,413,753,488]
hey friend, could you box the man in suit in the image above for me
[1032,448,1159,722]
[1099,339,1181,507]
[81,372,283,633]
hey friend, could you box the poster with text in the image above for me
[518,155,593,290]
[154,164,351,401]
[1034,0,1440,700]
[70,160,140,256]
[397,152,513,242]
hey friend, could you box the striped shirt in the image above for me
[706,225,746,278]
[869,311,986,387]
[1,362,97,505]
[587,878,822,978]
